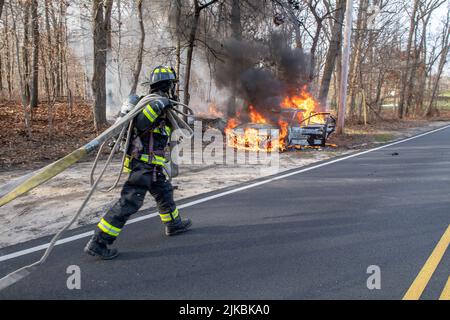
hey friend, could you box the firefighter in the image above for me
[84,66,192,260]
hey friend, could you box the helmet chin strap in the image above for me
[150,81,177,101]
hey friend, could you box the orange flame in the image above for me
[225,117,239,132]
[278,120,289,151]
[281,89,324,124]
[226,128,276,152]
[226,87,324,152]
[249,105,268,124]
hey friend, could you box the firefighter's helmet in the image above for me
[149,66,177,88]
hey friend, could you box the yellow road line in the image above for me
[439,277,450,300]
[403,224,450,300]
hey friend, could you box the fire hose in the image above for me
[88,99,194,190]
[89,121,133,192]
[0,94,194,291]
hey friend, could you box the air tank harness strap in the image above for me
[149,131,158,182]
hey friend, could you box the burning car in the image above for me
[226,110,335,151]
[227,122,280,152]
[284,109,336,149]
[225,89,336,152]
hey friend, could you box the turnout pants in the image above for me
[95,159,179,245]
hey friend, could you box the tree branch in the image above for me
[199,0,220,11]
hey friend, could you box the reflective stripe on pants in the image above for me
[160,208,179,223]
[98,218,121,237]
[95,160,177,245]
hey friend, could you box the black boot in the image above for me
[165,217,192,236]
[84,237,119,260]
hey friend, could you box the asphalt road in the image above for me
[1,125,450,300]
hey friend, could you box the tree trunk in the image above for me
[44,0,55,100]
[405,23,420,117]
[336,0,353,134]
[62,4,72,114]
[91,0,113,130]
[58,1,65,98]
[414,15,430,115]
[347,0,368,120]
[49,2,61,97]
[318,0,346,107]
[333,30,343,111]
[426,14,449,117]
[29,0,39,109]
[0,0,4,19]
[398,0,419,118]
[10,1,32,138]
[116,0,123,98]
[374,71,384,112]
[230,0,241,40]
[4,11,12,99]
[309,23,322,83]
[173,0,182,98]
[105,3,113,50]
[45,0,56,136]
[176,37,181,98]
[22,1,31,105]
[129,0,145,95]
[183,0,219,105]
[227,0,241,118]
[0,52,3,94]
[41,42,54,137]
[183,2,201,106]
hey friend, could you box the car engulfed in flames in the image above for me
[284,111,336,149]
[225,89,336,152]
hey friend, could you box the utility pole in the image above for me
[336,0,353,134]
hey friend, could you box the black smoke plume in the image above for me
[214,32,311,120]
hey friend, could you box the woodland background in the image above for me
[0,0,449,168]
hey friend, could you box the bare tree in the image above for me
[305,0,334,84]
[0,0,4,19]
[174,0,183,98]
[92,0,114,130]
[346,0,368,119]
[318,0,346,106]
[3,9,12,99]
[129,0,145,95]
[398,0,419,118]
[336,0,352,134]
[183,0,221,105]
[29,0,40,109]
[426,10,450,117]
[227,0,242,117]
[407,0,446,116]
[22,0,31,105]
[1,0,449,140]
[9,0,32,138]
